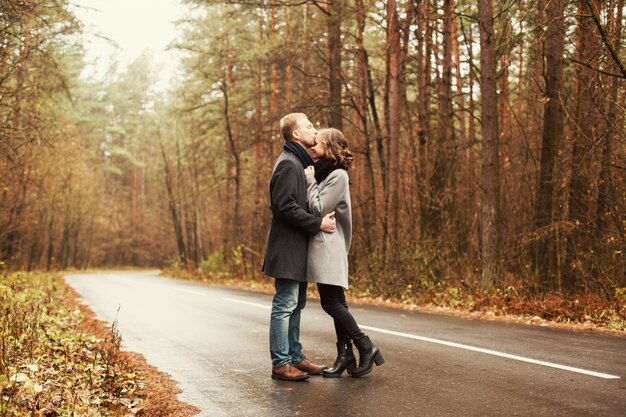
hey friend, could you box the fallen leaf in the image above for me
[23,364,39,372]
[10,373,28,383]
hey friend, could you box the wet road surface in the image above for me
[64,271,626,417]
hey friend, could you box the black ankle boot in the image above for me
[351,335,384,378]
[323,342,357,378]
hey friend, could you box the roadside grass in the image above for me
[388,283,626,332]
[163,267,626,333]
[0,271,198,417]
[0,271,139,416]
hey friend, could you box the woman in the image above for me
[304,128,384,378]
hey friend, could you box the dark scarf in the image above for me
[314,157,345,183]
[284,140,314,167]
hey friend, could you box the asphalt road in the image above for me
[64,271,626,417]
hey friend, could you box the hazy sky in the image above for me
[71,0,189,90]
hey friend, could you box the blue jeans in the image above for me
[269,278,307,368]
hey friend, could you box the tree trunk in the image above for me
[253,15,265,274]
[527,0,545,169]
[416,0,434,241]
[595,0,623,235]
[223,56,243,273]
[465,15,478,258]
[566,0,603,290]
[385,0,401,251]
[176,139,191,265]
[160,139,186,266]
[46,194,57,271]
[355,0,377,255]
[327,0,343,130]
[478,0,500,288]
[429,0,455,241]
[533,0,566,290]
[595,0,624,287]
[269,6,278,161]
[451,7,469,253]
[451,9,467,156]
[286,7,293,110]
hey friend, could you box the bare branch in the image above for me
[569,58,625,79]
[581,0,626,79]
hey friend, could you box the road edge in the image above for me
[63,277,201,417]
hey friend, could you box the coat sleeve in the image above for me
[306,170,348,217]
[271,160,322,234]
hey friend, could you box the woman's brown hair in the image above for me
[317,128,354,170]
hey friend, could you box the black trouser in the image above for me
[317,283,365,343]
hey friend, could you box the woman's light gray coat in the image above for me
[306,169,351,289]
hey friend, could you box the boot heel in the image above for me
[346,362,356,374]
[374,351,385,366]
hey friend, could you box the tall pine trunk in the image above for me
[355,0,378,255]
[566,0,603,290]
[160,139,186,266]
[417,0,434,241]
[534,0,566,290]
[478,0,500,288]
[327,0,343,130]
[385,0,401,253]
[430,0,455,242]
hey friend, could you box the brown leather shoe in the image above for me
[271,364,309,381]
[293,359,326,375]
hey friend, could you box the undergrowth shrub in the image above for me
[0,272,139,417]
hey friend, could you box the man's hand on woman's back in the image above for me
[320,211,336,233]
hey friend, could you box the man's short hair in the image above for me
[280,113,307,142]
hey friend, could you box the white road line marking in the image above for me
[176,288,208,297]
[222,297,271,309]
[360,325,620,380]
[222,297,620,380]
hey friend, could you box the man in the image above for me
[263,113,336,381]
